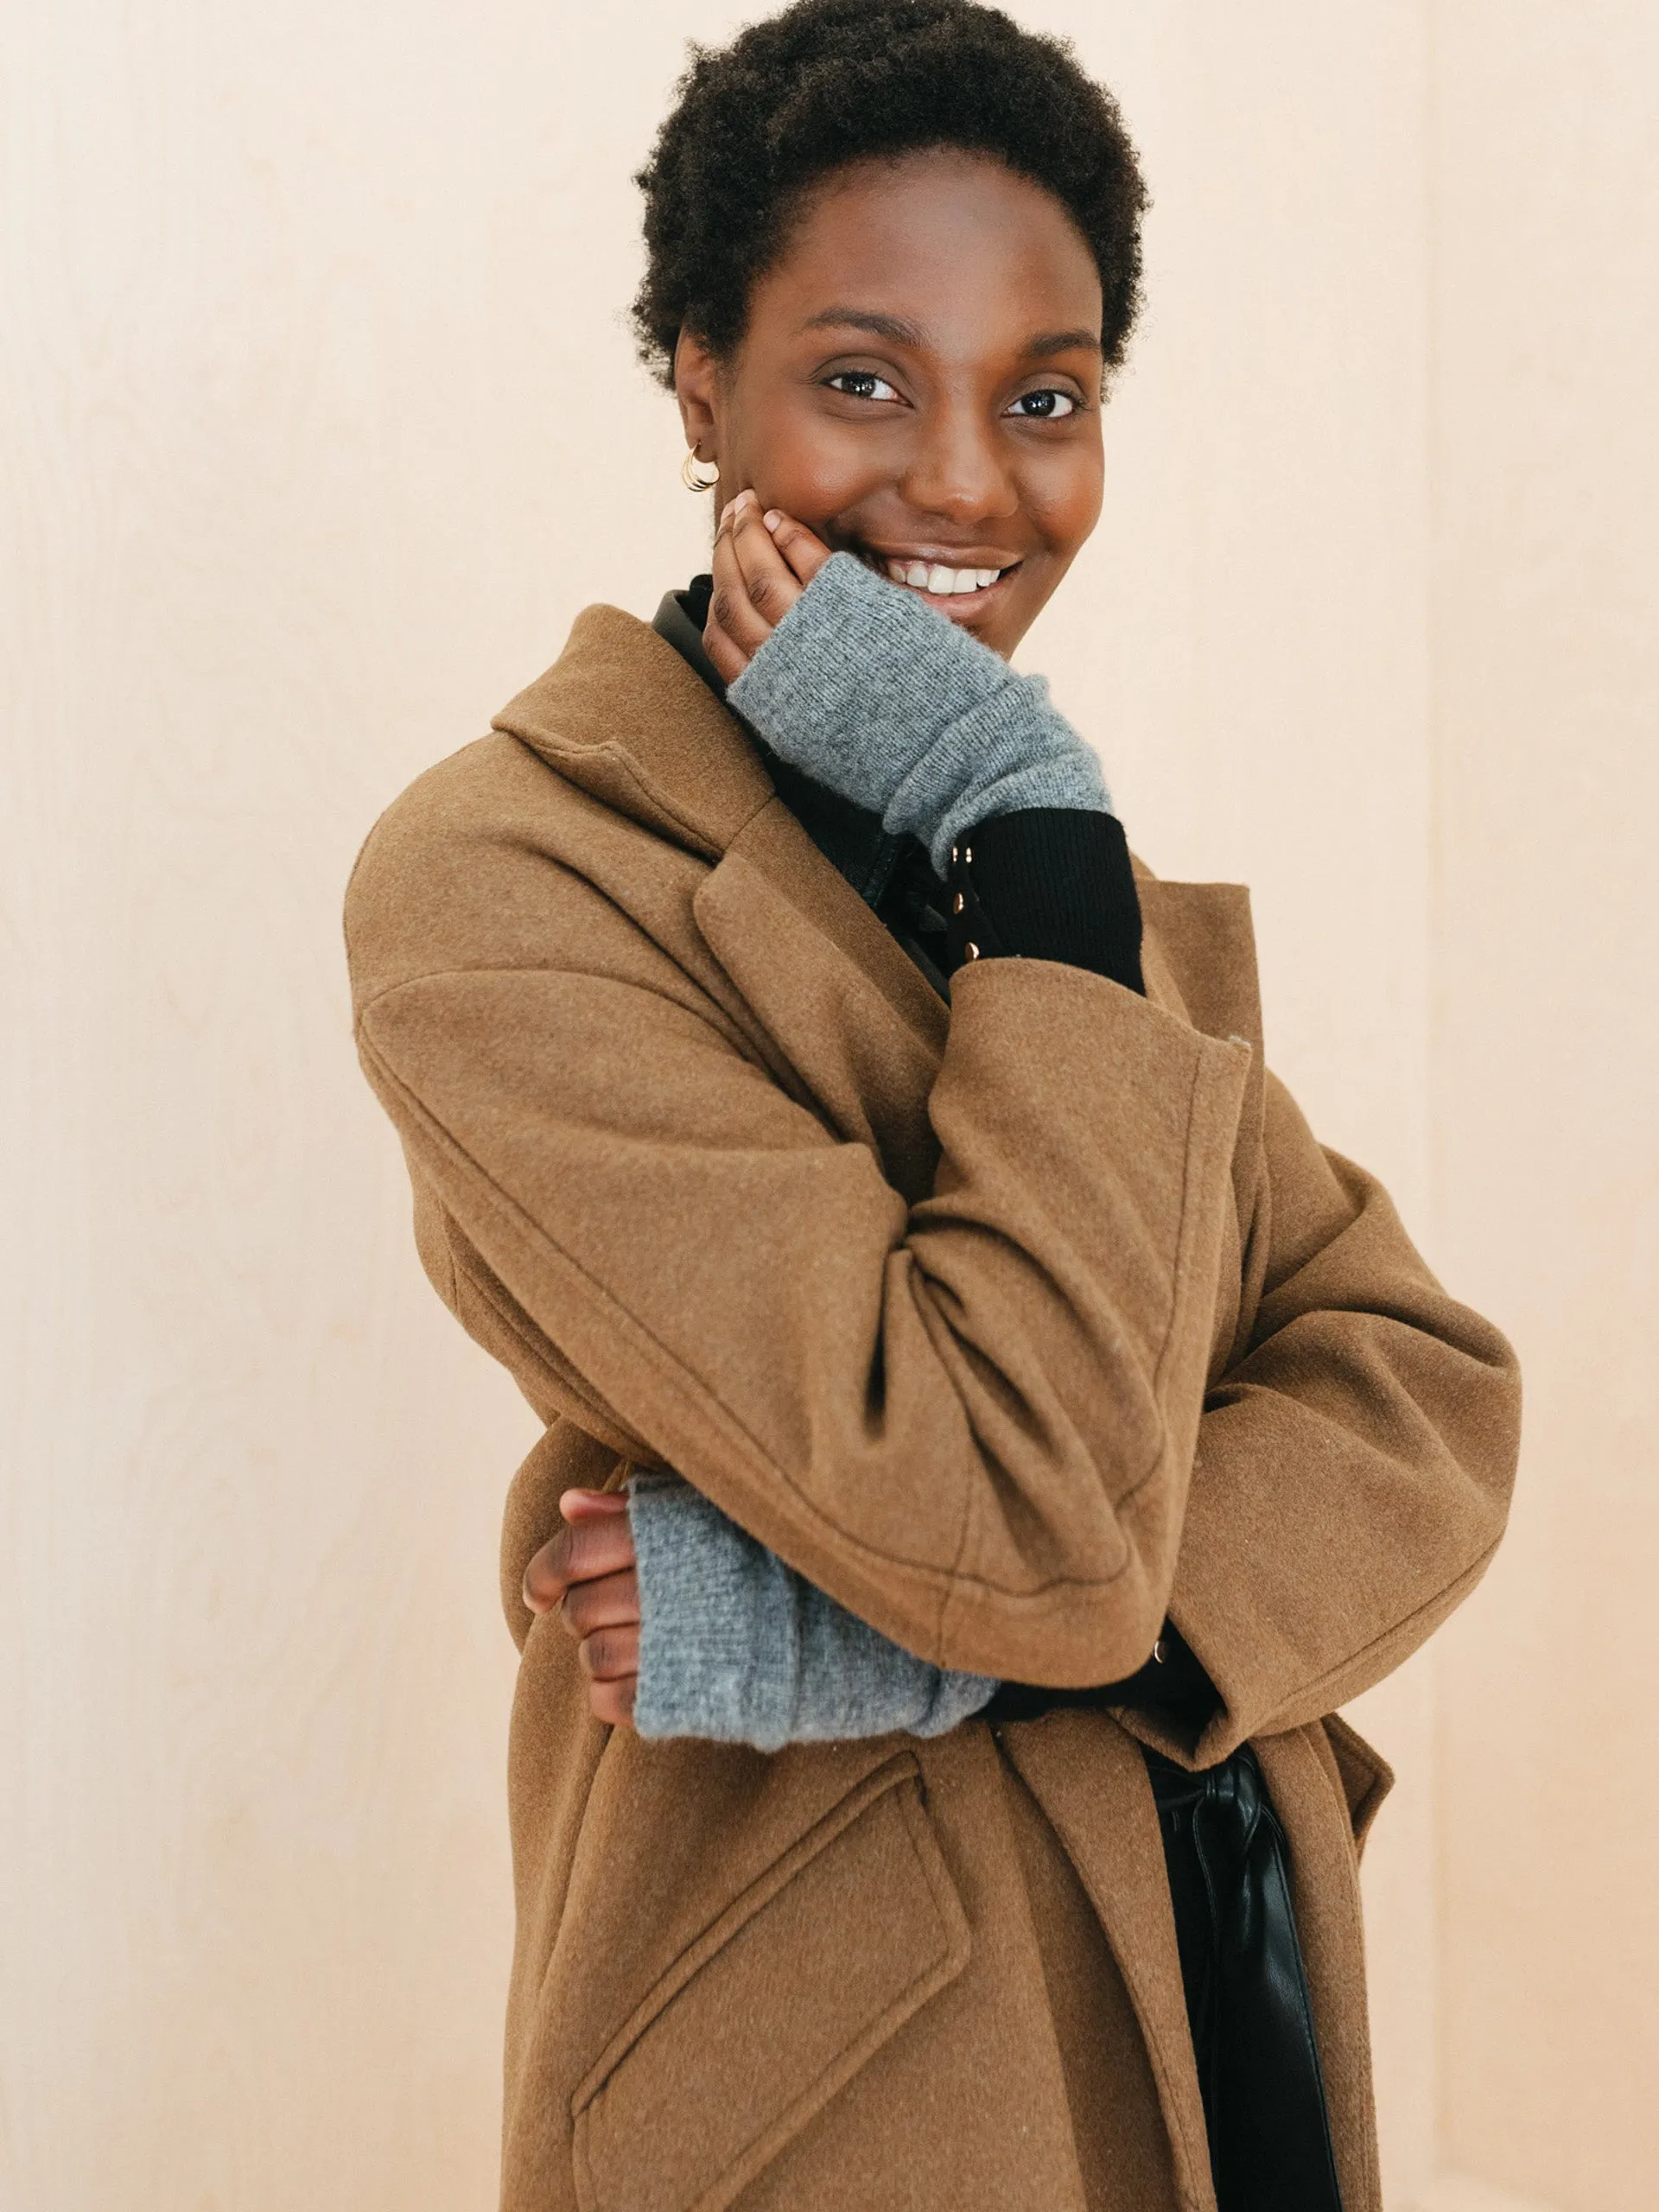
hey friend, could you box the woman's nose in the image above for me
[899,404,1019,525]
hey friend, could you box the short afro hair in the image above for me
[631,0,1147,388]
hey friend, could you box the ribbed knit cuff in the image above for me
[946,810,1145,995]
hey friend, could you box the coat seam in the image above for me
[1281,1726,1382,2211]
[508,729,771,862]
[1255,1535,1504,1734]
[1103,1035,1246,1578]
[447,1231,650,1455]
[1024,1751,1215,2210]
[934,1021,1242,1656]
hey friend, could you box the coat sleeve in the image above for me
[352,878,1250,1688]
[1154,1071,1521,1765]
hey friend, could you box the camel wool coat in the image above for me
[344,605,1521,2212]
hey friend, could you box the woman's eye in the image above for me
[825,371,901,403]
[1007,388,1077,419]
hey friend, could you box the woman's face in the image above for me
[676,149,1106,660]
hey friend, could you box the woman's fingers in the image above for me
[558,1567,640,1642]
[708,498,776,662]
[558,1486,627,1522]
[702,601,751,686]
[581,1619,640,1732]
[705,488,817,676]
[705,520,761,682]
[521,1488,641,1726]
[727,493,807,626]
[763,509,834,588]
[522,1500,637,1615]
[585,1670,637,1729]
[578,1623,640,1682]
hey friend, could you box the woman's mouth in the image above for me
[855,549,1021,615]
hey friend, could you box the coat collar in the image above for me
[652,581,920,914]
[493,604,775,861]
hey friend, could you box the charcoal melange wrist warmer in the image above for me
[627,1475,996,1751]
[727,551,1111,876]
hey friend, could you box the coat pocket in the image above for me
[570,1751,970,2212]
[1321,1712,1395,1858]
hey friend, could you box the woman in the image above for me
[345,4,1520,2208]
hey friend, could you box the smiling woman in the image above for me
[342,4,1520,2210]
[676,150,1109,653]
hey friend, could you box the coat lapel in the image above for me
[493,604,775,859]
[694,801,950,1204]
[493,604,1267,1227]
[1000,1716,1217,2212]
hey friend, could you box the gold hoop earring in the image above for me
[681,448,720,493]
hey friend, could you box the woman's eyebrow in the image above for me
[799,307,925,346]
[1027,327,1103,358]
[799,308,1102,359]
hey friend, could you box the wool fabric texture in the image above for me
[728,551,1110,874]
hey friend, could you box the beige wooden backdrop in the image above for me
[3,3,1654,2209]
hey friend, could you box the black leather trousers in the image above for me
[1145,1745,1344,2212]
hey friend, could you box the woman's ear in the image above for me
[673,328,721,466]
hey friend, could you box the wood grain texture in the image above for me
[1428,4,1659,2207]
[1416,2178,1566,2212]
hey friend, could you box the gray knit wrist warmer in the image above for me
[627,1475,996,1751]
[727,550,1111,875]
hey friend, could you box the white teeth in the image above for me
[885,559,1004,595]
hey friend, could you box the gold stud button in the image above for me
[950,844,959,865]
[963,845,973,866]
[964,942,980,960]
[951,892,964,914]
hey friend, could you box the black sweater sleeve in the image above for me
[982,1622,1217,1729]
[944,808,1146,995]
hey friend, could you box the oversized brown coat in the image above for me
[344,607,1521,2212]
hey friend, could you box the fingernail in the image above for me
[762,509,782,531]
[731,487,755,513]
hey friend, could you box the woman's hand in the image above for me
[522,1489,641,1728]
[702,490,834,683]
